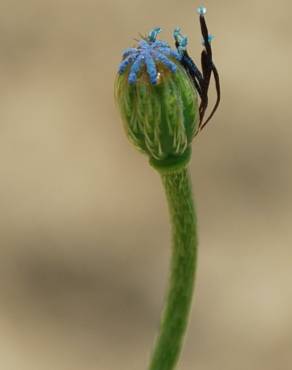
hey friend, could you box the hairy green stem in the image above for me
[148,166,198,370]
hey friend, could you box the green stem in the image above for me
[148,166,198,370]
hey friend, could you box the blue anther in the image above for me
[202,34,215,45]
[173,27,181,38]
[173,28,188,55]
[174,28,188,48]
[197,6,207,15]
[148,27,162,42]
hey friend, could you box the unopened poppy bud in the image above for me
[115,29,199,171]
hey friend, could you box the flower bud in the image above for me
[115,33,199,171]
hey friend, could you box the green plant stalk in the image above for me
[149,166,198,370]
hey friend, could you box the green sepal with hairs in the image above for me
[115,61,199,169]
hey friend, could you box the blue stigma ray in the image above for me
[154,52,177,72]
[128,55,146,84]
[118,54,137,74]
[118,28,182,85]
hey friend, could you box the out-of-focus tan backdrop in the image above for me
[0,0,291,369]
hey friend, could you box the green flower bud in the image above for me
[115,37,199,171]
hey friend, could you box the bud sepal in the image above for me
[115,58,199,168]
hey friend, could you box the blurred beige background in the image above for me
[0,0,291,369]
